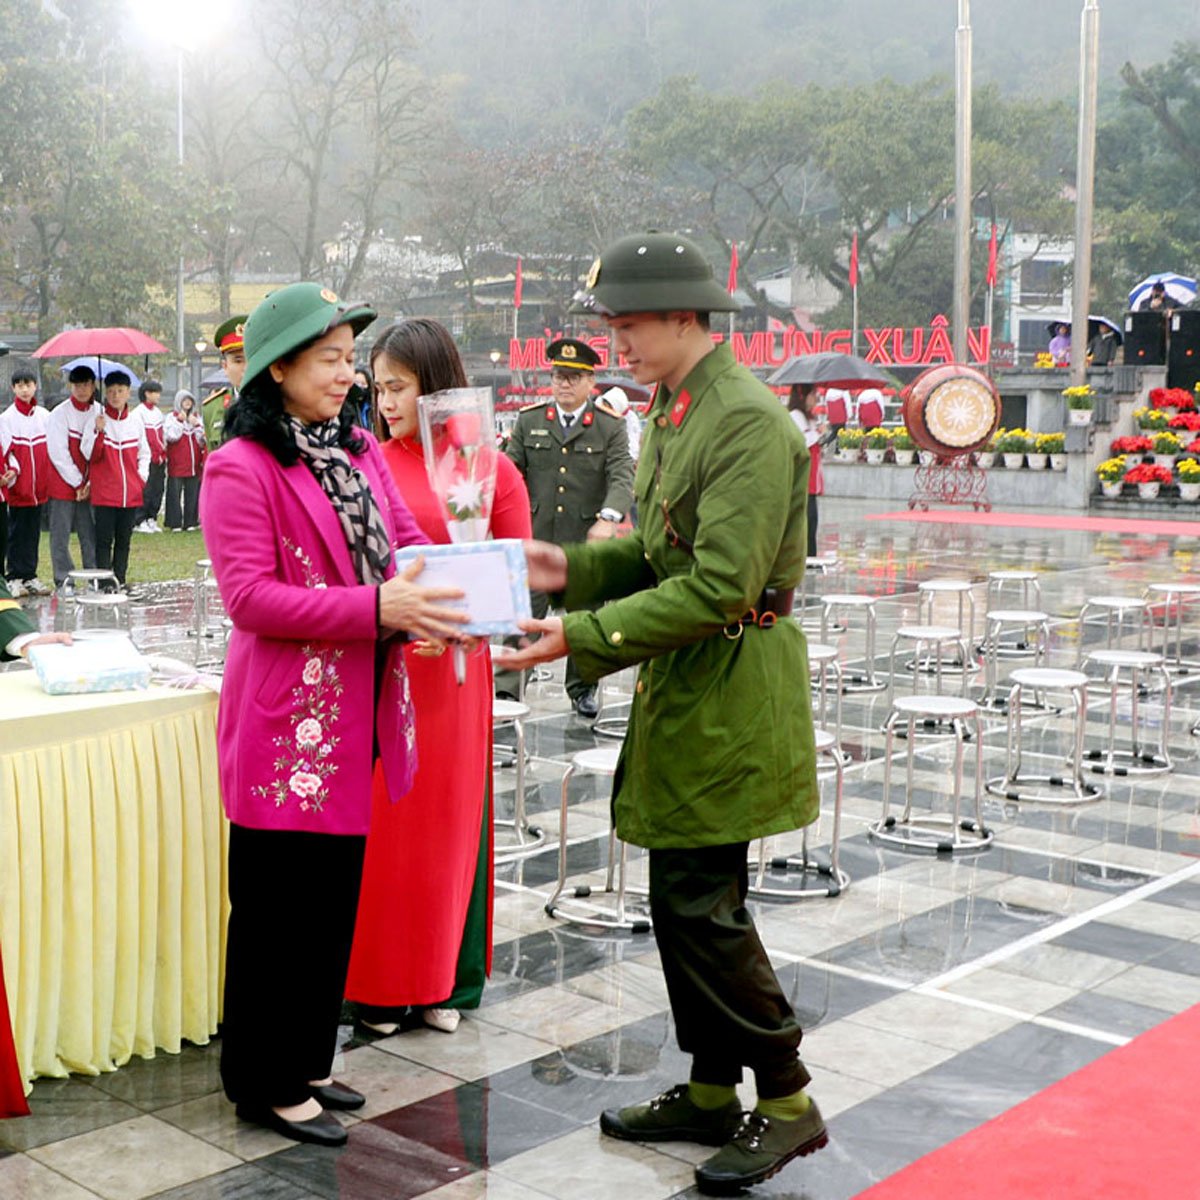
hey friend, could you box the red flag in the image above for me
[849,233,859,289]
[513,256,523,309]
[726,242,739,294]
[986,223,998,288]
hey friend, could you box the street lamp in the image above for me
[489,349,502,397]
[193,338,207,397]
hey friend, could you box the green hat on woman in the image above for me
[571,232,739,317]
[241,282,377,391]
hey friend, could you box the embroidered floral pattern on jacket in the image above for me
[394,664,417,755]
[254,646,345,812]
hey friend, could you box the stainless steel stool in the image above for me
[820,593,886,692]
[72,591,132,633]
[807,643,845,751]
[1075,596,1152,666]
[1145,582,1200,676]
[872,695,992,853]
[917,579,977,645]
[544,745,650,933]
[978,609,1052,710]
[888,624,971,697]
[1079,649,1173,777]
[493,699,545,860]
[799,556,842,623]
[986,570,1042,613]
[593,667,635,740]
[748,729,848,898]
[191,559,227,667]
[63,567,119,597]
[985,668,1103,805]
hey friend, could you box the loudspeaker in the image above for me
[1124,311,1167,366]
[1168,309,1200,392]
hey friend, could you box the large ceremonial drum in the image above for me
[901,364,1001,457]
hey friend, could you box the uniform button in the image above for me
[656,416,667,427]
[610,630,623,645]
[559,466,567,474]
[635,680,644,694]
[644,552,651,561]
[557,486,565,493]
[561,447,568,454]
[556,505,564,513]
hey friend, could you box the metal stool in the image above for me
[63,567,119,597]
[593,668,635,740]
[544,745,650,933]
[1145,582,1200,676]
[493,699,545,860]
[72,591,132,633]
[807,643,845,751]
[872,695,992,853]
[978,608,1051,710]
[986,570,1042,612]
[820,594,886,692]
[1079,649,1173,777]
[1075,596,1152,666]
[917,579,977,645]
[490,643,525,703]
[748,730,848,899]
[985,668,1103,805]
[191,559,226,667]
[888,624,971,697]
[799,556,841,621]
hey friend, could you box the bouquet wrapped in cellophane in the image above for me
[418,387,499,544]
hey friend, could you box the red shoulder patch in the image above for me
[670,389,693,427]
[582,411,593,426]
[546,406,557,421]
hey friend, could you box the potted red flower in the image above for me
[1110,435,1152,456]
[1124,462,1173,499]
[1168,412,1200,431]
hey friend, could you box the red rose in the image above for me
[446,412,482,449]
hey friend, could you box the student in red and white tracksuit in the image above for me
[85,371,149,589]
[163,389,206,530]
[46,365,100,588]
[0,365,52,594]
[132,380,168,531]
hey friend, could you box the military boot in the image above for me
[694,1102,828,1194]
[600,1084,743,1145]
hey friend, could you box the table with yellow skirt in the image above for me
[0,670,228,1093]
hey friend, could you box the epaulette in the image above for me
[594,399,623,419]
[203,387,230,404]
[519,399,549,413]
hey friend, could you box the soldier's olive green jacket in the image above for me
[0,576,35,661]
[560,344,817,849]
[202,387,233,448]
[505,398,634,545]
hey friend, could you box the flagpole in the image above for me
[852,285,859,357]
[953,0,973,363]
[1070,0,1100,389]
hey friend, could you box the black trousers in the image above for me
[649,842,809,1099]
[530,589,594,700]
[6,505,43,581]
[136,462,166,524]
[165,475,200,530]
[221,824,366,1108]
[92,505,138,585]
[0,501,6,577]
[807,493,819,560]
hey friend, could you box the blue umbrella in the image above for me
[59,356,142,388]
[1128,272,1197,311]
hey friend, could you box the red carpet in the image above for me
[855,1003,1199,1199]
[867,509,1200,535]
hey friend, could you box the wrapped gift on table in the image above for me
[27,634,151,695]
[393,538,531,637]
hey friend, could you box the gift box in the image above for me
[393,538,531,637]
[28,634,152,695]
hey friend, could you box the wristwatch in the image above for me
[598,508,622,522]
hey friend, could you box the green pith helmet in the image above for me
[570,232,739,317]
[241,282,377,391]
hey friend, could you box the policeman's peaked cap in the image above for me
[571,232,739,317]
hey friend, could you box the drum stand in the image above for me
[908,454,991,513]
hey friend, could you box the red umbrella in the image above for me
[33,327,169,358]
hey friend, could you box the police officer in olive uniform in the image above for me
[507,234,825,1195]
[505,337,634,717]
[202,315,248,448]
[0,576,71,660]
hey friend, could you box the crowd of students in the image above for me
[0,364,207,596]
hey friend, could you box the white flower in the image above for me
[302,658,322,685]
[447,478,484,514]
[318,743,332,757]
[288,772,323,799]
[296,718,322,747]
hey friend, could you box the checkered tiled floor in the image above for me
[5,499,1200,1199]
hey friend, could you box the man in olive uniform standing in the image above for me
[508,233,825,1195]
[505,337,633,717]
[202,315,247,448]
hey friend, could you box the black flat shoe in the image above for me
[310,1082,366,1111]
[573,689,599,719]
[235,1102,348,1147]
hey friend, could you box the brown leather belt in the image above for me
[723,587,796,638]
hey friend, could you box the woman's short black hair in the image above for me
[223,333,367,464]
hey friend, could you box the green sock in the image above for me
[755,1089,811,1121]
[688,1081,738,1110]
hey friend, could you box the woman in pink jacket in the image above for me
[200,283,467,1149]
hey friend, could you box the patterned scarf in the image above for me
[287,416,391,586]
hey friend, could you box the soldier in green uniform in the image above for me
[504,337,634,717]
[507,233,825,1195]
[0,576,71,659]
[202,315,247,447]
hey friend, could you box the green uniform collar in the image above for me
[652,343,734,428]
